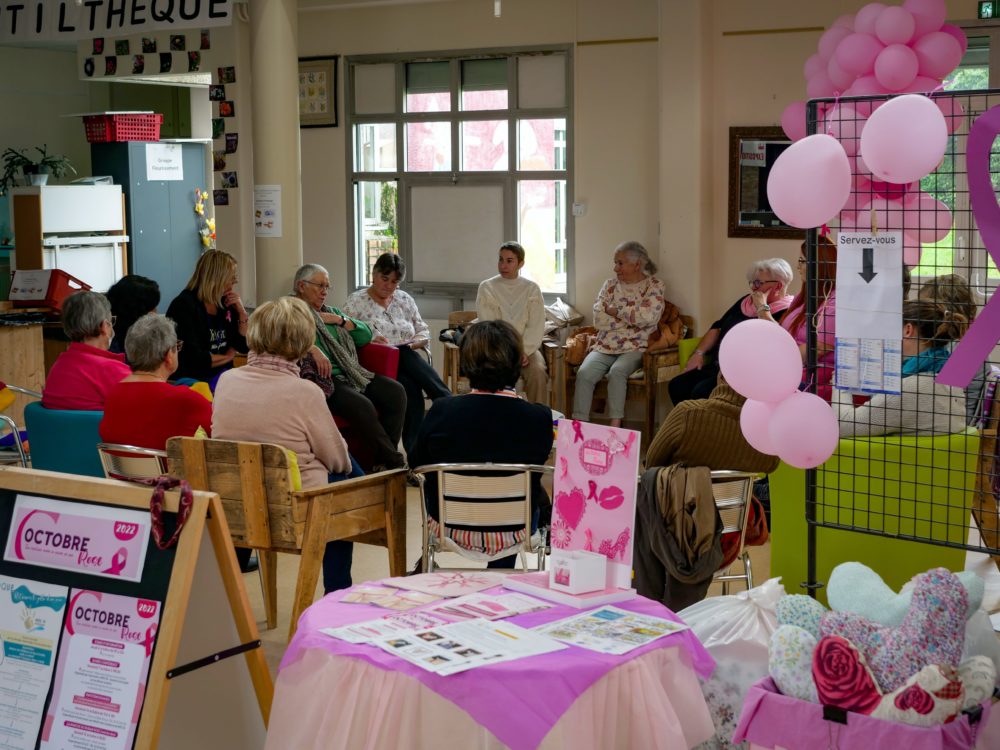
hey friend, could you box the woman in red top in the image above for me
[100,314,212,449]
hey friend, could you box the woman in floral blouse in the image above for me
[571,241,666,427]
[344,253,451,454]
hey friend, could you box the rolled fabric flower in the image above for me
[894,684,935,714]
[812,635,883,714]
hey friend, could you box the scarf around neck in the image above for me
[309,304,373,391]
[740,293,794,318]
[247,351,301,376]
[901,346,951,377]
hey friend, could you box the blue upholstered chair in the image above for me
[24,401,104,477]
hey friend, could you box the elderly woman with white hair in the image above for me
[100,314,213,449]
[668,257,794,406]
[572,241,666,427]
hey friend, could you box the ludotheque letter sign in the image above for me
[0,0,232,43]
[3,494,151,582]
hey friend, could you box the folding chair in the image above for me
[97,442,169,482]
[710,470,762,594]
[413,462,552,573]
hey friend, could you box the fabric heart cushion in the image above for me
[769,625,819,702]
[776,594,826,639]
[870,664,964,727]
[958,655,997,711]
[812,635,882,714]
[819,567,968,692]
[827,561,983,626]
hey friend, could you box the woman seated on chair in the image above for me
[572,241,666,427]
[213,296,359,593]
[42,291,131,411]
[293,263,406,470]
[100,314,212,450]
[835,300,968,438]
[409,320,554,568]
[166,250,249,386]
[105,274,160,357]
[343,253,450,456]
[668,258,794,406]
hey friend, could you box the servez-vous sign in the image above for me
[0,1,231,43]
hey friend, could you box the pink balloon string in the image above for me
[825,92,842,136]
[937,102,1000,388]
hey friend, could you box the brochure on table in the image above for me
[552,419,640,589]
[372,619,566,676]
[0,575,68,750]
[41,589,161,750]
[382,571,506,597]
[535,605,689,655]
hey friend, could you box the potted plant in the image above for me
[1,145,76,194]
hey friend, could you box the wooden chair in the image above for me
[972,382,1000,572]
[97,442,169,481]
[710,470,762,594]
[561,315,694,440]
[166,436,407,640]
[442,310,479,394]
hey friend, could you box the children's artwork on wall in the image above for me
[213,189,229,206]
[104,56,117,76]
[218,66,236,84]
[219,101,235,118]
[552,419,640,589]
[159,53,172,73]
[211,118,225,139]
[224,133,238,154]
[188,51,200,72]
[92,38,104,55]
[221,171,238,189]
[115,39,129,56]
[132,55,144,75]
[142,37,156,53]
[200,29,211,50]
[209,84,225,101]
[169,34,186,51]
[83,58,94,77]
[213,152,226,171]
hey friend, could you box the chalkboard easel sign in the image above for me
[0,466,272,750]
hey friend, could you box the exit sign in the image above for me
[981,1,996,19]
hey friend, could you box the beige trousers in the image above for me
[521,350,549,405]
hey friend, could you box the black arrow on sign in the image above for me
[858,246,877,283]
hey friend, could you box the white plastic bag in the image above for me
[679,578,786,750]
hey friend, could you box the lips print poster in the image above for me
[552,420,640,589]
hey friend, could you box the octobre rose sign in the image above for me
[3,495,151,582]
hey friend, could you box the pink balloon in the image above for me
[766,134,852,229]
[853,152,873,177]
[854,3,888,35]
[781,100,807,141]
[870,180,917,202]
[936,97,966,135]
[823,103,862,156]
[913,31,964,79]
[768,391,840,469]
[903,0,947,37]
[839,211,858,229]
[807,71,837,99]
[819,26,853,60]
[903,230,924,266]
[874,44,919,91]
[719,320,802,403]
[835,33,884,76]
[827,56,856,91]
[804,53,826,80]
[940,24,969,56]
[875,6,915,45]
[740,400,779,455]
[832,13,856,30]
[858,196,905,231]
[905,193,952,243]
[860,94,947,183]
[903,75,942,94]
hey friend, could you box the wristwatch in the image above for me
[338,316,348,327]
[757,304,771,314]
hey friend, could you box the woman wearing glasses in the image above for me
[166,250,249,384]
[668,258,794,406]
[100,314,212,449]
[293,263,407,471]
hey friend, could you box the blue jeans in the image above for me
[322,455,365,593]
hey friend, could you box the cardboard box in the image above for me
[549,549,607,594]
[10,269,90,311]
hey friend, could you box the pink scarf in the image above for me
[740,293,794,318]
[247,351,300,376]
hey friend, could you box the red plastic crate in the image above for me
[83,113,162,143]
[10,269,91,311]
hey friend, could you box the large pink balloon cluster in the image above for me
[719,320,840,469]
[772,0,964,243]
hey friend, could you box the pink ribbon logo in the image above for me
[102,547,128,576]
[937,103,1000,388]
[571,420,585,443]
[142,624,158,657]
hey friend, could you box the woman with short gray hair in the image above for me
[667,258,795,406]
[41,291,131,410]
[99,313,213,449]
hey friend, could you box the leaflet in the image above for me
[0,575,68,750]
[41,590,161,750]
[372,618,566,676]
[321,611,449,644]
[382,571,506,598]
[423,592,552,622]
[534,605,689,655]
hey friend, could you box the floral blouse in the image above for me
[342,288,430,346]
[591,276,666,354]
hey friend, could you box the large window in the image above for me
[346,49,572,294]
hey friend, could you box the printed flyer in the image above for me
[0,575,68,750]
[535,605,689,655]
[3,495,151,583]
[40,590,161,750]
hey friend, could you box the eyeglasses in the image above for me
[173,340,184,353]
[107,315,117,327]
[749,279,778,290]
[797,257,806,266]
[302,280,331,291]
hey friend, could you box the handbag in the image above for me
[299,354,336,398]
[565,326,598,366]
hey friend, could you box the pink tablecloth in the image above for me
[272,585,716,750]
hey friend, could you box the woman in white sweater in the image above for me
[476,241,548,403]
[835,300,969,438]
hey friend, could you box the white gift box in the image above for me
[549,549,607,594]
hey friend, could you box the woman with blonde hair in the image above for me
[213,296,357,592]
[166,250,249,383]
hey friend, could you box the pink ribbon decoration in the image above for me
[571,420,584,443]
[623,433,636,458]
[587,480,598,500]
[142,623,158,657]
[559,457,569,480]
[102,547,128,576]
[936,103,1000,388]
